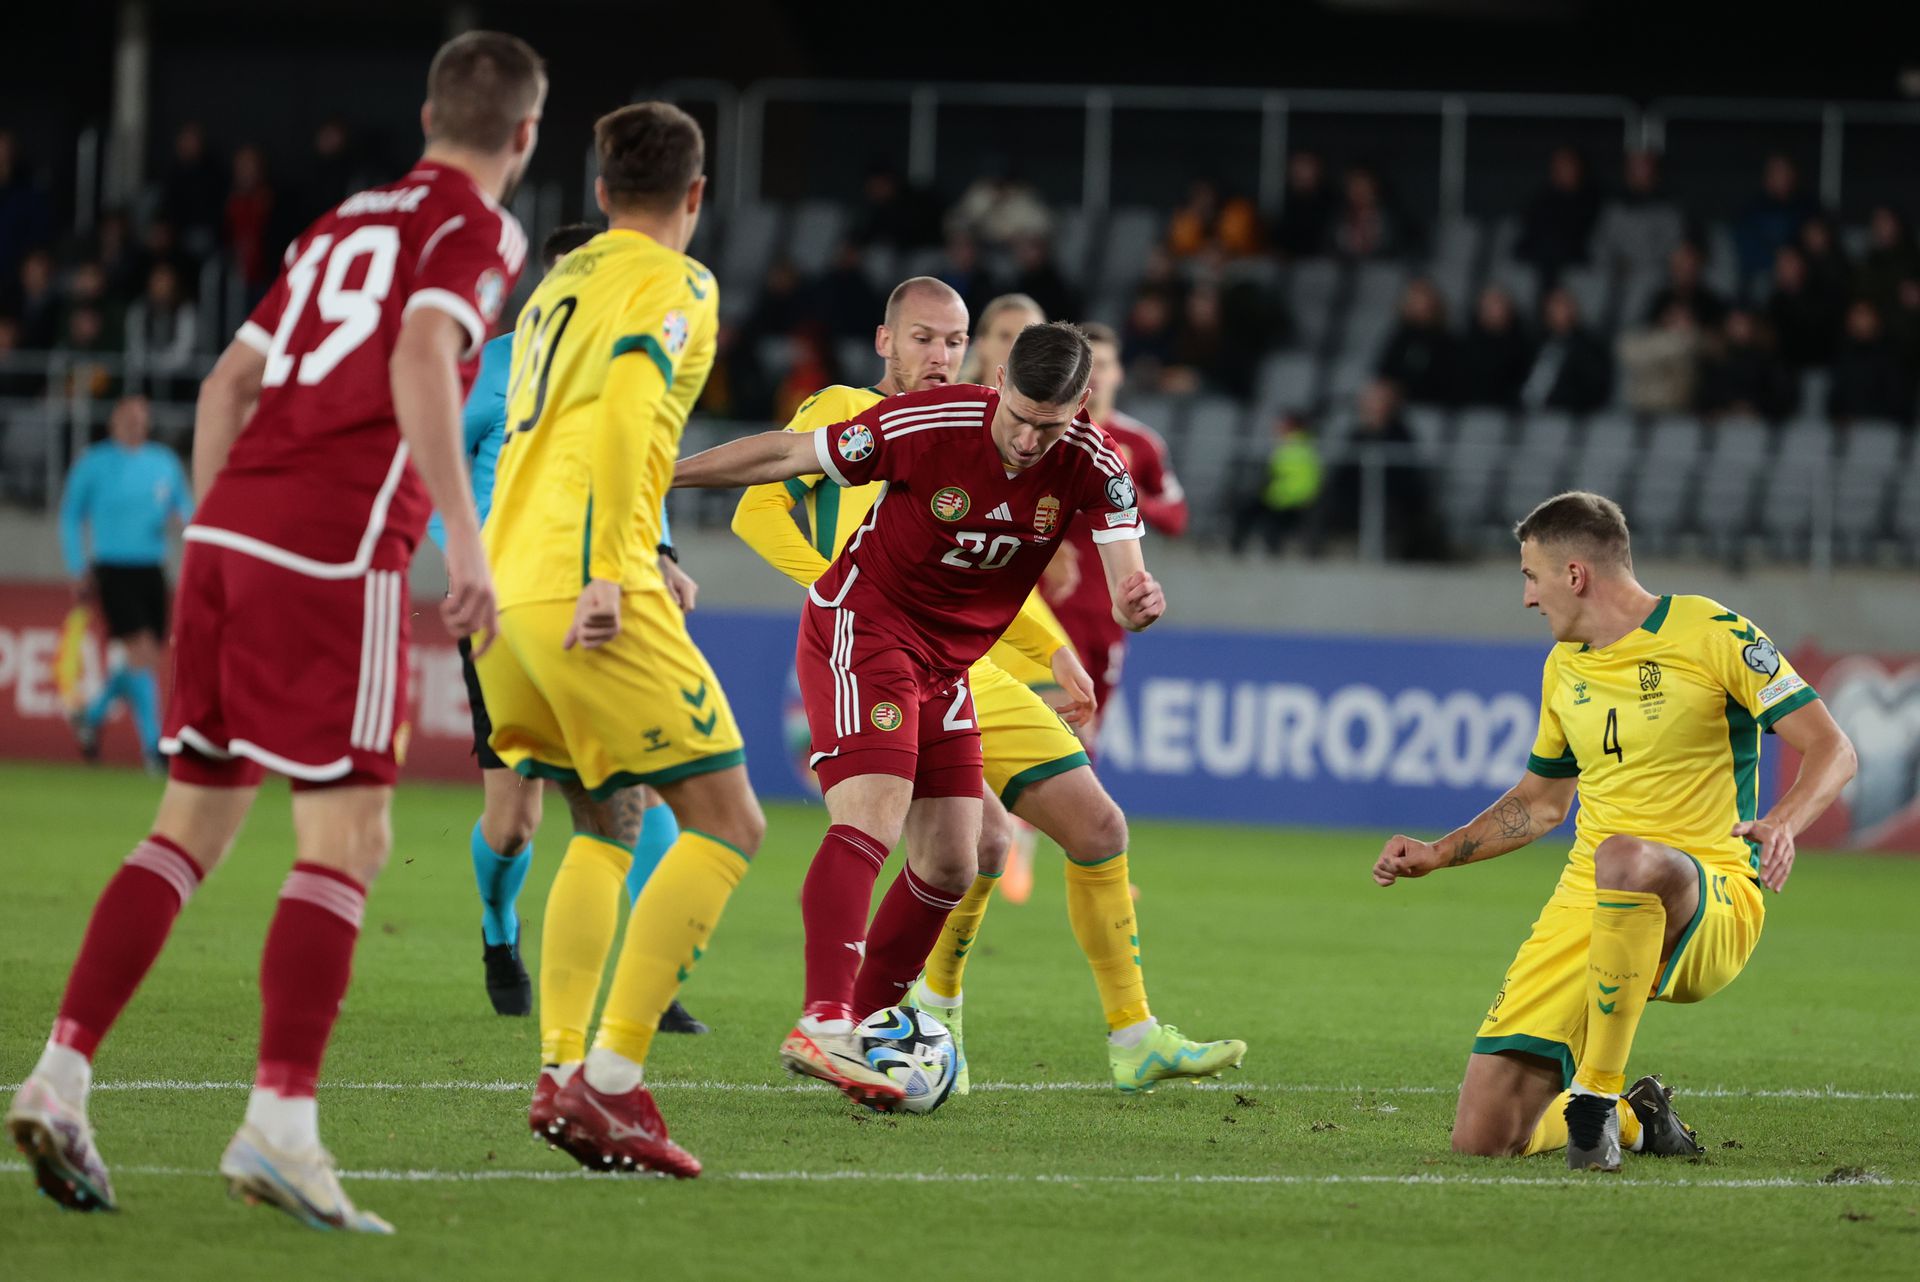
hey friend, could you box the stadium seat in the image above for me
[1757,419,1836,554]
[1616,268,1661,330]
[1439,408,1510,540]
[1339,262,1404,362]
[1799,368,1830,415]
[1254,351,1319,417]
[718,203,785,320]
[1118,391,1183,443]
[1485,260,1538,315]
[1705,226,1740,296]
[787,202,848,275]
[1179,397,1251,526]
[1568,410,1638,501]
[1831,419,1904,557]
[1693,414,1769,558]
[1428,217,1480,312]
[861,245,899,292]
[1404,404,1448,456]
[1097,208,1161,293]
[1326,355,1374,401]
[836,338,874,381]
[1633,415,1706,550]
[1285,258,1342,350]
[1892,452,1920,557]
[1053,207,1091,285]
[1558,266,1610,328]
[1499,410,1576,518]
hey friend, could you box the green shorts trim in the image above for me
[569,831,632,855]
[999,750,1090,811]
[514,748,747,802]
[1471,1033,1575,1089]
[1654,852,1709,997]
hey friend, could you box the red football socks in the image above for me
[853,865,963,1019]
[255,862,366,1098]
[52,835,205,1059]
[800,825,891,1023]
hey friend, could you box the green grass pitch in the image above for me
[1,762,1915,1280]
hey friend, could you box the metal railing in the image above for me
[0,351,216,507]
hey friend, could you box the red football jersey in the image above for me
[1044,410,1188,641]
[806,384,1142,678]
[189,160,527,575]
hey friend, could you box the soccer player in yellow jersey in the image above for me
[1373,492,1857,1171]
[477,102,764,1178]
[731,277,1245,1095]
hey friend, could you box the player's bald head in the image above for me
[426,31,545,153]
[884,277,965,332]
[1515,491,1633,573]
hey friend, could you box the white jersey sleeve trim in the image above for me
[813,424,853,487]
[183,443,412,579]
[235,321,272,354]
[1089,524,1146,545]
[404,288,485,359]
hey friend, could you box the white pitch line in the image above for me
[3,1080,1910,1101]
[0,1160,1907,1190]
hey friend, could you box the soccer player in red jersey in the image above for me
[1041,322,1189,730]
[4,32,543,1232]
[674,322,1166,1107]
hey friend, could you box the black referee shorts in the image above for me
[92,564,170,640]
[457,635,508,770]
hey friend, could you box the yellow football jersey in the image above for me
[487,229,717,609]
[731,382,1072,677]
[1528,593,1819,897]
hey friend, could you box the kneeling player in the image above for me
[1373,492,1856,1169]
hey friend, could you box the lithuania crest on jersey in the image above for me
[871,702,903,732]
[1034,496,1061,537]
[838,423,874,463]
[931,486,971,522]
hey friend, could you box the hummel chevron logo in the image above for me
[985,502,1012,522]
[1597,982,1621,994]
[1597,1000,1617,1015]
[681,681,708,709]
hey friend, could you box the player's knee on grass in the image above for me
[480,768,542,853]
[290,786,394,884]
[1592,834,1692,896]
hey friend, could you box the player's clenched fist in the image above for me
[1113,569,1165,632]
[1373,834,1445,886]
[564,578,623,650]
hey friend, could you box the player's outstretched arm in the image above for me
[191,339,267,500]
[675,430,821,489]
[1094,536,1165,632]
[1372,771,1577,887]
[732,480,833,586]
[392,308,496,652]
[1736,700,1857,893]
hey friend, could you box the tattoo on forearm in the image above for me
[1493,797,1533,841]
[1449,837,1480,866]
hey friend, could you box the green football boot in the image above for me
[1109,1022,1247,1094]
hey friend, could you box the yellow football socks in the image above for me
[1574,890,1666,1097]
[924,872,998,1000]
[539,834,632,1065]
[1064,854,1150,1031]
[595,831,749,1066]
[1523,1092,1645,1155]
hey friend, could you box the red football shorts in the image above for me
[796,601,982,798]
[162,539,412,790]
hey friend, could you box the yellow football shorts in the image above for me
[1471,854,1766,1084]
[477,586,745,800]
[971,656,1088,809]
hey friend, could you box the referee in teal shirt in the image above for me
[59,395,192,765]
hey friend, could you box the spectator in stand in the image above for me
[1375,277,1455,406]
[224,144,276,303]
[1854,205,1920,313]
[934,232,998,319]
[1167,179,1262,260]
[851,160,941,251]
[1695,309,1796,423]
[125,262,199,399]
[1521,285,1613,414]
[816,242,882,340]
[93,211,143,301]
[1766,244,1841,368]
[1007,235,1079,321]
[1455,284,1535,408]
[1230,411,1322,555]
[1592,149,1688,279]
[1161,283,1228,395]
[1273,150,1334,258]
[129,218,186,293]
[1516,145,1601,287]
[1332,166,1407,261]
[1886,276,1920,401]
[1644,240,1728,329]
[1121,289,1177,385]
[160,122,225,265]
[726,258,810,418]
[16,248,61,348]
[1617,301,1702,414]
[1796,214,1851,303]
[0,314,43,400]
[945,162,1052,249]
[0,129,53,289]
[307,120,362,213]
[1732,153,1818,292]
[1314,379,1444,561]
[57,301,118,401]
[1827,300,1912,424]
[65,263,124,352]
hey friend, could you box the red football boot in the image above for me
[552,1072,701,1179]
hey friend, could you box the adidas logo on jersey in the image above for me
[985,502,1012,522]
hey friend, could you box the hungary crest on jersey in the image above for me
[930,486,971,522]
[1033,496,1061,537]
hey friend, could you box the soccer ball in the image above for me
[855,1006,957,1115]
